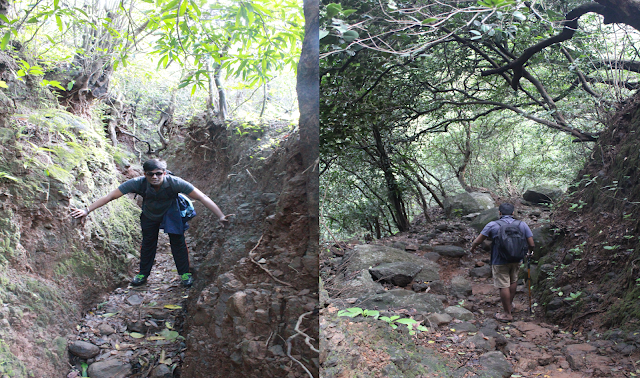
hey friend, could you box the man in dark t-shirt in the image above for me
[470,203,534,322]
[71,159,228,287]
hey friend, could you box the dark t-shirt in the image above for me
[480,215,533,265]
[118,175,195,221]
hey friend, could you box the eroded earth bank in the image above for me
[0,109,319,377]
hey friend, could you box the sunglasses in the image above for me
[145,171,165,177]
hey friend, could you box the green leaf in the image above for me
[513,11,526,21]
[342,9,357,17]
[178,0,187,16]
[130,332,145,338]
[0,81,7,89]
[362,309,379,319]
[159,328,180,341]
[0,14,10,24]
[337,307,364,317]
[422,17,437,24]
[55,14,63,31]
[395,318,419,325]
[343,30,358,43]
[0,32,10,50]
[325,3,342,19]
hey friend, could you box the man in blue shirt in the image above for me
[470,203,534,322]
[71,159,228,288]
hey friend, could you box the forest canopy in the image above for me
[320,0,640,238]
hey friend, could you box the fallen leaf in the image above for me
[102,313,117,318]
[164,304,182,310]
[147,336,166,341]
[428,340,435,344]
[130,332,145,339]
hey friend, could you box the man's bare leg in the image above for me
[509,282,517,310]
[499,287,513,320]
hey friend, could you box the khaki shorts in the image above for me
[492,263,520,289]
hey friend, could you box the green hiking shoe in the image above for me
[181,273,193,287]
[131,274,147,286]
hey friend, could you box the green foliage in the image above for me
[565,291,582,301]
[338,307,428,335]
[149,0,303,91]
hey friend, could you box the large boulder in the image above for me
[470,207,500,232]
[523,185,563,204]
[477,351,514,378]
[531,225,556,260]
[359,289,444,313]
[87,359,132,378]
[338,270,386,299]
[369,262,422,286]
[335,245,439,299]
[345,245,439,280]
[432,245,467,258]
[450,276,472,298]
[444,192,495,217]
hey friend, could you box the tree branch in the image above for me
[481,2,608,90]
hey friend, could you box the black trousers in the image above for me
[139,213,190,276]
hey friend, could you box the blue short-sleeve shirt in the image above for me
[480,215,533,265]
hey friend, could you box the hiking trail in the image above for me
[67,233,191,378]
[320,202,640,377]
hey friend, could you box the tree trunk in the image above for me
[372,124,409,232]
[297,0,319,277]
[456,121,473,192]
[213,63,227,121]
[206,60,216,122]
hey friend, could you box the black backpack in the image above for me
[493,220,528,263]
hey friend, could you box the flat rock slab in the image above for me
[87,359,132,378]
[444,306,474,321]
[359,289,444,313]
[369,262,422,287]
[68,340,99,359]
[432,245,467,258]
[472,284,495,296]
[126,294,144,306]
[513,321,552,341]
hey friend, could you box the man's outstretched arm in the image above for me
[187,188,228,227]
[70,188,124,219]
[470,234,487,253]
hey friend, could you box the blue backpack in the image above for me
[494,220,527,263]
[177,193,196,221]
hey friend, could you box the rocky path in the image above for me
[320,209,640,377]
[66,234,190,378]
